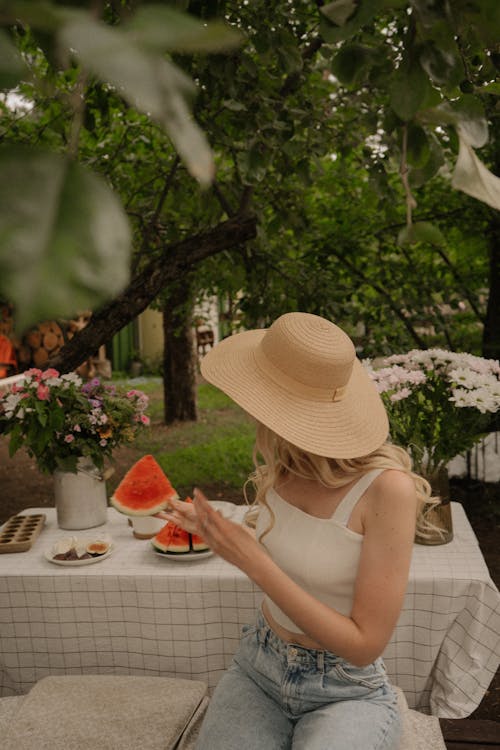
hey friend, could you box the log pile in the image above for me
[0,308,111,379]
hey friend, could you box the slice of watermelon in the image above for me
[190,532,209,553]
[152,522,190,553]
[110,455,178,516]
[151,523,176,552]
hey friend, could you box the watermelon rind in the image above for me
[110,454,179,516]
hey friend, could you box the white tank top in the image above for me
[255,469,384,632]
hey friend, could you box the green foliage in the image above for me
[0,147,131,330]
[0,0,242,329]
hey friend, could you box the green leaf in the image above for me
[406,124,430,168]
[35,400,47,427]
[390,60,431,121]
[419,40,464,90]
[477,82,500,96]
[59,17,215,185]
[397,221,445,247]
[7,423,23,456]
[408,134,444,188]
[0,30,28,90]
[0,148,132,331]
[319,0,382,43]
[321,0,358,26]
[223,99,246,111]
[124,5,243,53]
[331,43,375,87]
[0,1,72,31]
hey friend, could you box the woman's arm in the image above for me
[166,472,417,666]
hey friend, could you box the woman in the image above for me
[163,312,432,750]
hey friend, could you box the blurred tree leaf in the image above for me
[59,16,215,185]
[0,29,27,89]
[451,136,500,210]
[124,4,243,53]
[0,148,131,331]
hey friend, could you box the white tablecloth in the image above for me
[0,504,498,718]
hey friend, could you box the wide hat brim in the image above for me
[200,327,389,459]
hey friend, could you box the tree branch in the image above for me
[48,215,258,372]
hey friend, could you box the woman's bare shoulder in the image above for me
[365,469,417,516]
[375,468,415,493]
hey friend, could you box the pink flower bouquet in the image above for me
[0,368,150,474]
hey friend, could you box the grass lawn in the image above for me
[115,377,256,498]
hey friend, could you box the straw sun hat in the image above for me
[200,312,389,459]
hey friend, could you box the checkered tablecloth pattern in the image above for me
[0,503,498,718]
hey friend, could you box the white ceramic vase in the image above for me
[53,458,108,530]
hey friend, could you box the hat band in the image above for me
[253,345,348,403]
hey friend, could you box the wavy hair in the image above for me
[243,422,442,542]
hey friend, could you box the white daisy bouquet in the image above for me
[364,350,500,477]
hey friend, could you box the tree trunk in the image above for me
[48,215,256,373]
[482,211,500,360]
[482,114,500,361]
[162,281,197,424]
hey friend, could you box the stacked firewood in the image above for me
[16,312,93,370]
[0,309,110,378]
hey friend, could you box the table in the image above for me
[0,503,498,719]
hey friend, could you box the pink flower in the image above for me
[99,438,107,446]
[36,384,50,401]
[140,414,150,425]
[73,424,81,432]
[25,368,42,381]
[41,368,59,380]
[64,434,75,443]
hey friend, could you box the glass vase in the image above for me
[53,458,108,530]
[414,464,454,545]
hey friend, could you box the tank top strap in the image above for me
[331,469,385,526]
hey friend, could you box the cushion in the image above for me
[1,675,208,750]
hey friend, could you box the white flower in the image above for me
[390,387,411,402]
[44,377,60,387]
[61,372,82,385]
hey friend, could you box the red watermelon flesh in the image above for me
[151,497,209,554]
[111,455,179,516]
[152,523,190,553]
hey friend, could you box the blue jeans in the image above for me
[195,610,401,750]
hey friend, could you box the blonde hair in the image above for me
[243,422,442,542]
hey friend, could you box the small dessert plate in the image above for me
[44,543,114,566]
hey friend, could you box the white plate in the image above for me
[44,545,114,566]
[209,501,237,519]
[153,549,214,562]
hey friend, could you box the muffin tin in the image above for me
[0,514,46,553]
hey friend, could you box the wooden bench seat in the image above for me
[440,718,500,749]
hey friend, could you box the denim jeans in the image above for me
[195,610,401,750]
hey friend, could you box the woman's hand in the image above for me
[156,488,265,574]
